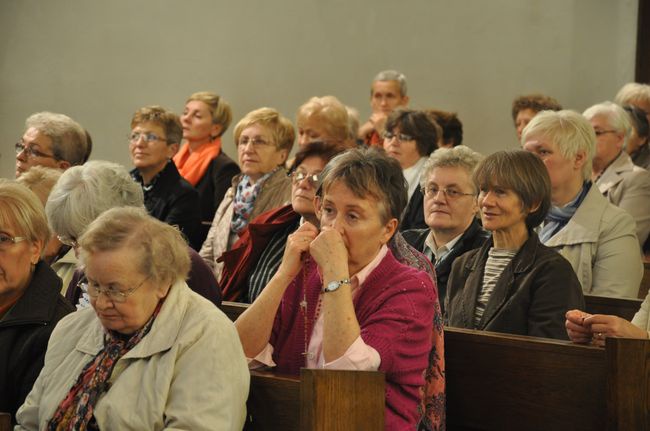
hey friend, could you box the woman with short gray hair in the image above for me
[523,110,642,298]
[45,160,221,307]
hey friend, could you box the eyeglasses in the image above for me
[0,233,27,250]
[383,131,414,142]
[15,142,57,160]
[594,129,618,137]
[237,137,273,148]
[57,234,78,248]
[79,275,150,303]
[421,185,476,199]
[129,132,167,143]
[290,170,321,188]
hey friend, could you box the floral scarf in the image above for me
[230,167,280,234]
[46,300,164,431]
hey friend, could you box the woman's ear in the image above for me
[381,218,399,245]
[313,195,323,220]
[573,150,587,171]
[30,238,44,264]
[210,124,223,139]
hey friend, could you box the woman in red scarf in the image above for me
[174,92,240,245]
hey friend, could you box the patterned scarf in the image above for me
[230,168,279,234]
[46,300,164,431]
[539,181,591,243]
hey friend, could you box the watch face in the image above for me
[326,280,340,292]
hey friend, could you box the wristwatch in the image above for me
[322,278,351,293]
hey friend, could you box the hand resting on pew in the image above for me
[566,308,650,347]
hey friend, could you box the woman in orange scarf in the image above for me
[174,92,240,244]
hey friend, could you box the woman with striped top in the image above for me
[446,150,584,340]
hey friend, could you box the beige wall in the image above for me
[0,0,638,179]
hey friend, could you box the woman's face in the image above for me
[85,247,168,335]
[383,127,422,169]
[318,180,396,275]
[515,108,537,140]
[297,117,335,148]
[423,166,478,235]
[291,156,327,218]
[523,134,583,190]
[181,100,220,143]
[0,220,41,303]
[237,124,288,182]
[129,121,175,178]
[478,185,529,233]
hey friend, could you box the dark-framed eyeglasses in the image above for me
[0,233,27,250]
[128,132,167,144]
[383,131,414,142]
[421,185,476,199]
[79,275,150,304]
[15,142,58,160]
[290,170,321,188]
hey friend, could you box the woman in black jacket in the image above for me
[446,151,584,340]
[0,180,73,423]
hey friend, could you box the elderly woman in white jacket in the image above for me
[16,207,249,430]
[522,110,642,299]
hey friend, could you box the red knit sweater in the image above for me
[269,250,436,430]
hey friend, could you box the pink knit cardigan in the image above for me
[269,250,436,430]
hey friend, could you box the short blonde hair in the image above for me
[130,105,183,145]
[233,107,295,152]
[522,110,595,181]
[79,207,190,285]
[186,91,232,137]
[614,83,650,107]
[0,180,50,247]
[296,96,349,144]
[16,166,63,206]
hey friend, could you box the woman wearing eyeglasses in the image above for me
[0,181,74,424]
[403,145,490,311]
[219,142,343,303]
[446,151,585,339]
[129,105,202,250]
[16,207,249,430]
[382,108,439,231]
[199,108,294,279]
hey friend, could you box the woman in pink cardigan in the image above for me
[236,148,443,430]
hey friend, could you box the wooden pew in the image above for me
[445,327,650,431]
[0,413,10,431]
[584,295,643,321]
[221,300,248,322]
[245,369,385,430]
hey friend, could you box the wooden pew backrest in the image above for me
[444,327,649,431]
[245,369,384,431]
[0,413,10,431]
[584,295,643,321]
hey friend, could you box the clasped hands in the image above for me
[278,222,348,280]
[565,309,649,347]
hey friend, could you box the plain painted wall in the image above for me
[0,0,638,179]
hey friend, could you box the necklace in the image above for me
[299,256,322,363]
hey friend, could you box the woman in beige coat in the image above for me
[16,207,249,430]
[200,108,294,278]
[522,110,642,299]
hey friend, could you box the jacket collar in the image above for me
[544,185,607,246]
[460,232,540,328]
[596,151,635,194]
[0,261,64,326]
[75,280,190,358]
